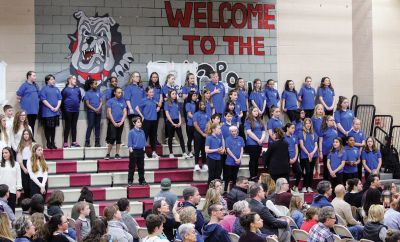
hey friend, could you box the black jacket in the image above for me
[183,201,205,234]
[264,139,290,175]
[226,186,248,210]
[248,198,288,235]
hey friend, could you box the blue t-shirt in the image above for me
[225,136,245,166]
[299,132,318,159]
[193,111,210,132]
[321,127,338,155]
[334,109,355,137]
[312,116,323,137]
[162,84,179,98]
[185,102,197,126]
[267,117,283,142]
[40,85,62,118]
[128,128,146,149]
[237,88,248,112]
[182,84,199,95]
[205,134,223,160]
[234,102,242,122]
[107,97,127,122]
[103,87,113,102]
[164,101,180,120]
[245,120,265,146]
[16,81,40,115]
[84,89,102,113]
[344,146,359,173]
[293,120,304,139]
[328,150,347,173]
[298,86,316,110]
[284,134,298,160]
[318,87,335,107]
[138,97,158,121]
[221,115,239,126]
[249,91,266,111]
[265,87,280,108]
[282,90,298,110]
[62,86,82,112]
[124,84,145,115]
[205,101,213,117]
[362,149,382,171]
[221,122,233,139]
[205,81,225,114]
[149,86,162,104]
[348,129,366,146]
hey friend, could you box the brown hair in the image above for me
[47,190,64,206]
[127,71,143,87]
[31,212,48,240]
[305,207,319,220]
[30,144,48,173]
[17,128,34,154]
[247,106,263,130]
[13,110,30,134]
[0,114,9,144]
[0,213,13,240]
[103,205,118,221]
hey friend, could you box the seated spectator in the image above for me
[202,204,231,242]
[308,206,336,242]
[300,207,319,233]
[259,173,275,197]
[363,175,382,216]
[362,204,387,242]
[117,198,139,242]
[311,180,333,208]
[386,229,400,242]
[71,187,96,225]
[183,186,204,234]
[46,214,76,242]
[383,189,393,209]
[30,194,50,221]
[0,184,15,224]
[289,195,304,228]
[176,206,204,242]
[152,199,180,241]
[226,176,249,210]
[142,214,169,242]
[220,200,250,233]
[75,201,91,242]
[31,212,47,242]
[248,183,290,242]
[154,178,178,214]
[202,188,221,222]
[209,179,228,210]
[104,205,133,242]
[332,184,363,240]
[273,178,292,208]
[83,218,110,242]
[14,216,36,242]
[384,182,398,196]
[384,194,400,230]
[0,212,13,242]
[47,190,64,216]
[178,223,197,242]
[239,212,270,242]
[344,178,363,208]
[21,198,31,216]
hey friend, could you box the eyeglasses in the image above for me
[62,220,68,224]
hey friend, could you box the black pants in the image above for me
[325,110,333,116]
[143,120,158,152]
[27,114,37,136]
[286,110,297,122]
[21,160,31,198]
[194,131,206,165]
[343,172,358,184]
[271,173,290,184]
[224,165,239,191]
[304,109,314,118]
[292,161,302,187]
[64,112,79,143]
[207,157,222,185]
[357,163,363,180]
[323,155,329,180]
[166,119,185,154]
[239,111,247,143]
[186,125,194,153]
[128,149,145,183]
[128,114,140,130]
[7,193,16,213]
[106,121,124,145]
[330,173,343,189]
[44,123,56,147]
[247,145,262,179]
[86,112,101,144]
[300,157,317,188]
[30,177,47,198]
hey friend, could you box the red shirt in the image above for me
[299,219,318,242]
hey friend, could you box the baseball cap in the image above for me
[160,178,171,190]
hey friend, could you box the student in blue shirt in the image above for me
[193,101,211,172]
[267,106,283,143]
[185,92,198,159]
[334,96,355,139]
[249,78,266,117]
[245,106,266,181]
[348,118,366,179]
[202,89,214,117]
[205,71,225,114]
[136,86,160,159]
[317,77,335,116]
[16,71,40,136]
[327,137,346,189]
[264,79,280,119]
[312,104,325,138]
[148,72,163,145]
[343,136,360,182]
[61,75,82,148]
[124,71,145,129]
[362,137,382,180]
[223,101,239,127]
[84,78,103,147]
[103,76,118,102]
[235,78,248,140]
[164,90,187,159]
[127,116,148,186]
[162,73,179,101]
[293,109,305,139]
[283,123,301,193]
[221,111,234,140]
[205,123,224,185]
[182,72,199,100]
[319,115,338,180]
[281,80,299,122]
[298,76,316,118]
[224,125,244,191]
[40,74,61,149]
[227,89,243,125]
[105,87,127,160]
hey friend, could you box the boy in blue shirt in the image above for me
[205,71,225,114]
[127,116,148,186]
[224,126,244,191]
[205,123,224,185]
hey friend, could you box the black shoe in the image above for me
[140,181,148,186]
[85,142,91,147]
[47,143,52,149]
[51,143,57,149]
[128,181,134,186]
[115,154,121,159]
[95,142,101,147]
[104,154,110,160]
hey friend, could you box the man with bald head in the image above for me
[332,184,363,240]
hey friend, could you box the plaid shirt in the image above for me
[308,222,335,242]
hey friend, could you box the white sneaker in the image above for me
[301,187,307,193]
[202,164,209,172]
[194,164,200,171]
[172,137,178,144]
[152,152,159,158]
[183,153,189,159]
[169,154,175,158]
[187,152,194,158]
[307,187,313,193]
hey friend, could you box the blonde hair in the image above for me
[235,78,247,91]
[259,173,275,195]
[31,212,47,240]
[0,213,13,240]
[289,195,303,214]
[202,188,221,214]
[0,114,8,144]
[13,110,30,135]
[302,118,315,141]
[165,73,175,86]
[367,204,385,223]
[313,104,325,118]
[178,206,196,224]
[30,144,48,173]
[202,89,214,108]
[127,71,143,87]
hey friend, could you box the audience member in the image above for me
[46,214,76,242]
[226,176,249,210]
[362,204,387,242]
[21,198,31,216]
[176,206,204,242]
[300,207,319,233]
[259,173,275,196]
[154,178,178,213]
[0,212,13,242]
[363,175,382,216]
[47,190,64,216]
[30,194,50,221]
[238,212,269,242]
[273,178,292,208]
[0,184,15,223]
[386,229,400,242]
[178,223,197,242]
[384,194,400,230]
[117,198,139,241]
[151,199,180,241]
[308,206,336,242]
[209,179,228,210]
[31,213,46,242]
[289,195,304,228]
[183,187,204,234]
[202,204,231,242]
[202,188,221,222]
[103,205,133,242]
[71,187,96,225]
[311,180,333,208]
[344,178,363,208]
[14,216,36,242]
[220,200,250,233]
[142,214,169,242]
[75,201,91,242]
[82,218,110,242]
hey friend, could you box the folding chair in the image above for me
[67,217,76,230]
[137,227,149,239]
[335,213,347,226]
[228,232,240,242]
[333,224,354,239]
[359,239,374,242]
[332,234,342,242]
[266,236,279,242]
[292,229,309,242]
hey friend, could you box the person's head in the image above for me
[160,178,171,191]
[46,214,68,235]
[108,76,118,88]
[284,123,295,135]
[202,88,211,101]
[347,178,362,192]
[30,144,48,174]
[321,115,334,132]
[240,212,263,232]
[44,74,56,86]
[366,136,377,152]
[78,186,94,203]
[305,207,319,221]
[178,206,197,224]
[202,188,221,213]
[367,204,385,223]
[334,184,346,198]
[272,128,285,141]
[236,176,249,190]
[229,124,238,137]
[188,91,198,103]
[185,72,196,86]
[236,77,246,89]
[275,178,289,193]
[145,86,154,98]
[0,114,6,130]
[0,184,9,199]
[66,75,77,87]
[270,105,281,118]
[352,118,361,131]
[165,73,175,85]
[368,174,381,188]
[75,201,90,217]
[152,199,170,215]
[284,80,295,91]
[266,79,275,89]
[247,106,261,126]
[2,147,15,168]
[347,136,355,147]
[258,173,275,195]
[249,183,265,200]
[209,71,218,83]
[84,77,97,91]
[145,214,166,235]
[15,216,36,238]
[198,100,206,112]
[232,200,250,217]
[21,198,31,212]
[253,78,262,91]
[26,71,36,82]
[3,105,13,118]
[31,213,46,240]
[313,104,325,117]
[209,123,221,135]
[128,71,142,85]
[386,229,400,242]
[289,195,304,213]
[209,179,223,193]
[331,137,343,152]
[117,198,130,212]
[132,116,142,129]
[0,212,13,240]
[103,205,121,221]
[167,89,177,103]
[30,194,45,214]
[318,206,336,228]
[149,72,160,86]
[19,128,34,147]
[84,218,108,241]
[208,203,225,221]
[183,187,201,205]
[223,112,233,124]
[336,96,349,111]
[228,89,238,102]
[178,223,196,242]
[112,86,123,99]
[320,77,332,88]
[226,101,235,112]
[316,180,332,197]
[304,76,312,87]
[47,190,64,207]
[210,113,221,125]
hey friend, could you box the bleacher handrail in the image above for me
[350,95,358,113]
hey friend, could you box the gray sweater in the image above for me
[76,217,91,242]
[108,220,134,242]
[121,211,139,239]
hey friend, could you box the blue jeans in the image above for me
[85,112,101,144]
[348,225,364,240]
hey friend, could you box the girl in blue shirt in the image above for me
[225,125,244,191]
[334,96,355,139]
[221,111,234,140]
[327,137,346,188]
[249,78,266,117]
[223,101,239,127]
[184,91,198,159]
[136,87,160,159]
[284,123,302,193]
[84,78,103,147]
[227,89,243,124]
[202,89,214,117]
[319,115,338,180]
[61,75,82,148]
[40,74,61,149]
[164,90,187,159]
[193,101,211,171]
[312,104,325,138]
[264,79,280,118]
[205,123,224,185]
[182,72,199,100]
[298,76,316,118]
[162,73,179,101]
[343,136,360,182]
[103,76,118,102]
[267,106,283,143]
[148,72,163,145]
[293,109,305,139]
[127,116,148,186]
[362,137,382,180]
[348,118,366,178]
[235,78,248,140]
[124,71,145,129]
[317,77,335,116]
[281,80,299,122]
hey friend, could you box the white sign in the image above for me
[146,61,198,86]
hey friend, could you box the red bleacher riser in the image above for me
[69,174,91,187]
[154,170,193,183]
[56,161,77,173]
[127,186,151,199]
[43,148,64,160]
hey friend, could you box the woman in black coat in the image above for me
[264,128,290,182]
